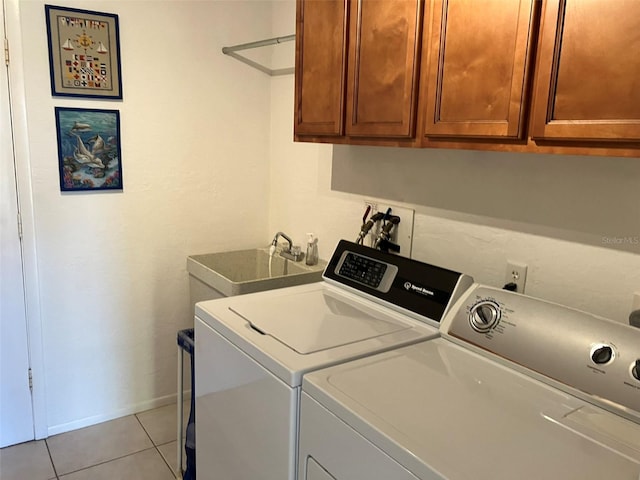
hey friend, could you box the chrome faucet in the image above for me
[270,232,304,261]
[271,231,293,251]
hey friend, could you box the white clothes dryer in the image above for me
[298,284,640,480]
[194,240,473,480]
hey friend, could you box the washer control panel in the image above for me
[590,343,615,365]
[443,285,640,422]
[469,300,501,332]
[335,251,397,293]
[323,240,473,324]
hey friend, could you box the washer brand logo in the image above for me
[404,282,434,297]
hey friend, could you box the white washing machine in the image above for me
[194,240,473,480]
[299,284,640,480]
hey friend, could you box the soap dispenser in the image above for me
[305,233,318,266]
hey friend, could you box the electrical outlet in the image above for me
[363,200,378,215]
[362,200,414,258]
[505,262,528,293]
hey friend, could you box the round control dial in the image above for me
[632,360,640,381]
[469,300,501,333]
[590,344,614,365]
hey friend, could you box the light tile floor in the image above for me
[0,401,189,480]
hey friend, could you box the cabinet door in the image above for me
[532,0,640,141]
[345,0,423,138]
[423,0,537,139]
[295,0,349,136]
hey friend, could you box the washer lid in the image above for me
[230,289,411,354]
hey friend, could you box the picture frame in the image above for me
[45,5,122,99]
[55,107,123,191]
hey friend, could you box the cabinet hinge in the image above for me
[4,37,8,66]
[28,368,33,391]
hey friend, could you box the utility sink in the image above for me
[187,248,326,298]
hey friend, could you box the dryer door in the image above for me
[306,457,336,480]
[299,392,421,480]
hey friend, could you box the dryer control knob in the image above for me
[632,360,640,381]
[469,301,500,333]
[591,345,613,365]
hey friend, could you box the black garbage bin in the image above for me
[177,328,195,480]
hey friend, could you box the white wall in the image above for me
[331,146,640,323]
[268,1,640,325]
[13,0,640,438]
[269,0,360,258]
[19,0,274,434]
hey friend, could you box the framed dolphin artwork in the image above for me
[55,107,123,192]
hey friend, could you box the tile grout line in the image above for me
[40,410,177,479]
[44,438,60,480]
[50,446,156,478]
[155,443,180,479]
[134,413,179,478]
[133,413,156,445]
[46,414,155,478]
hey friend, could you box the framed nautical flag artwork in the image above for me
[45,5,122,99]
[55,107,123,191]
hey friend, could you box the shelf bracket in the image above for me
[222,34,295,76]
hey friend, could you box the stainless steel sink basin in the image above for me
[187,247,325,297]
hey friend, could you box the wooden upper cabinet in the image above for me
[532,0,640,141]
[422,0,537,139]
[294,0,348,137]
[345,0,423,138]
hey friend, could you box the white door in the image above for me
[0,0,35,447]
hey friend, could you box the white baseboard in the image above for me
[46,390,192,437]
